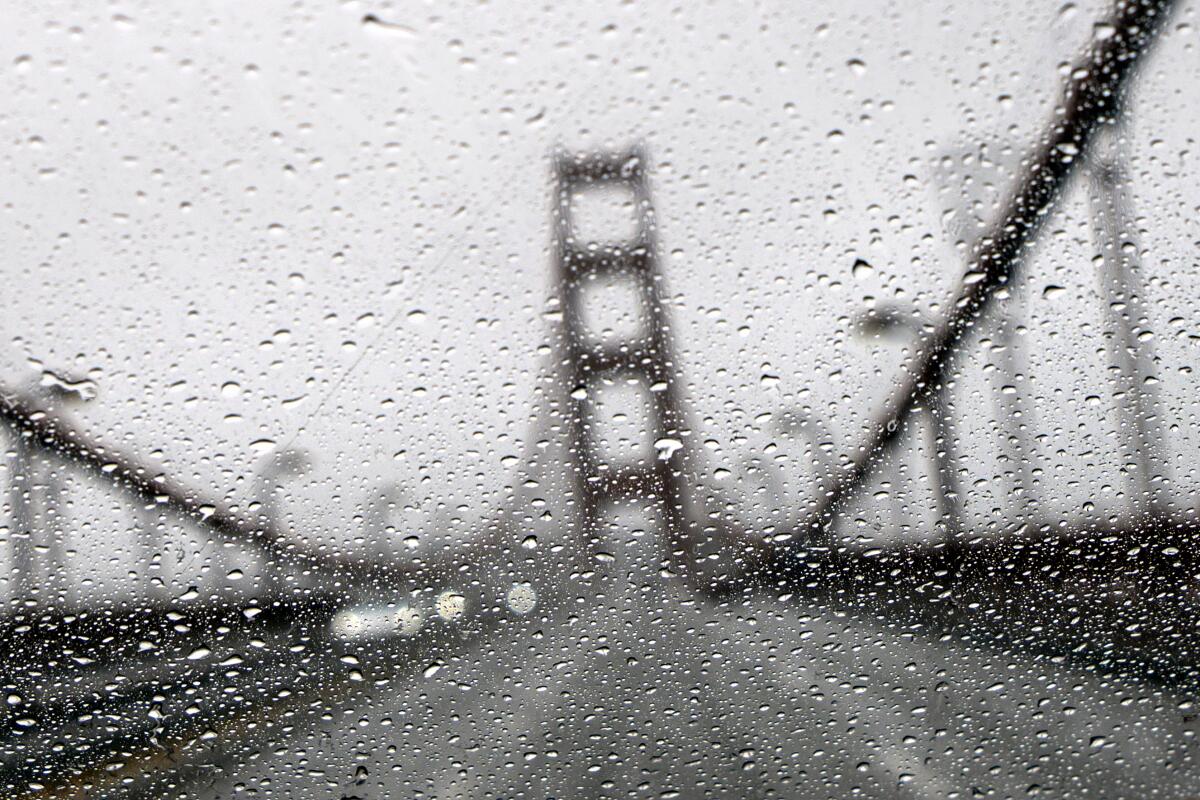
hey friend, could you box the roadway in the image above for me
[125,555,1199,800]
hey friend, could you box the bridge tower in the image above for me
[551,146,695,577]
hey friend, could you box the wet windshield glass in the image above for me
[1,0,1197,797]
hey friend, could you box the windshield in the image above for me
[1,0,1197,797]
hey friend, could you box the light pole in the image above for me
[772,408,838,540]
[1086,120,1162,517]
[989,302,1037,522]
[253,448,312,596]
[7,373,94,605]
[364,482,407,559]
[856,306,962,543]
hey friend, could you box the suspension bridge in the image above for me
[1,0,1197,796]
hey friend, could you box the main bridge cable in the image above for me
[0,344,584,600]
[0,389,411,588]
[760,0,1180,572]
